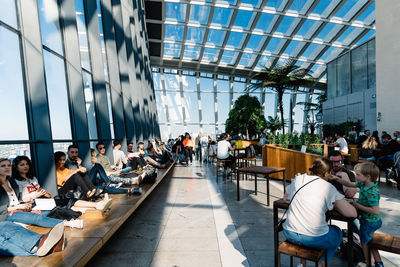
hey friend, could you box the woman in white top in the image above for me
[283,158,357,267]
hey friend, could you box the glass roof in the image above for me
[147,0,376,82]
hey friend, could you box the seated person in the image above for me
[96,142,142,185]
[217,133,235,173]
[332,131,348,154]
[328,151,358,198]
[54,151,96,200]
[137,142,168,168]
[283,158,357,267]
[378,133,400,168]
[359,137,378,161]
[171,136,188,165]
[13,156,112,215]
[112,139,132,173]
[1,158,65,257]
[208,141,217,163]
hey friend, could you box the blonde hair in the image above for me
[362,137,377,150]
[354,162,380,182]
[90,149,97,164]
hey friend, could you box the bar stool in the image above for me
[216,158,233,183]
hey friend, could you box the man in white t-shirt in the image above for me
[333,132,348,154]
[217,133,234,160]
[113,139,131,173]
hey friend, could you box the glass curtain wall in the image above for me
[154,69,319,140]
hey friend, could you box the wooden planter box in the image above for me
[262,144,324,181]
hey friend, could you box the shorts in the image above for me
[359,218,382,244]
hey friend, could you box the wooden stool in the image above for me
[241,157,256,180]
[278,241,327,267]
[216,158,232,183]
[369,233,400,266]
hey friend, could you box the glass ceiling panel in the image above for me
[186,27,205,44]
[256,55,269,69]
[189,4,211,25]
[238,53,255,67]
[310,0,331,16]
[288,0,309,14]
[241,0,262,8]
[226,32,246,48]
[275,16,296,36]
[356,3,375,24]
[232,10,255,30]
[202,48,220,62]
[165,24,184,42]
[301,44,325,61]
[164,43,181,57]
[245,35,265,52]
[356,30,375,46]
[183,45,201,60]
[215,0,237,6]
[265,0,285,11]
[211,7,233,27]
[282,40,302,57]
[264,37,282,54]
[207,29,226,46]
[295,19,319,39]
[165,3,187,23]
[220,50,238,64]
[333,0,359,21]
[254,13,276,33]
[315,23,336,42]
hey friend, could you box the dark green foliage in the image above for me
[225,95,266,139]
[265,115,284,135]
[323,120,362,138]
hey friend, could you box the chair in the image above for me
[216,158,233,183]
[241,157,257,180]
[278,241,327,267]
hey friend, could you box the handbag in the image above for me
[275,177,319,231]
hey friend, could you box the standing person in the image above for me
[183,133,195,164]
[200,133,209,163]
[332,131,348,154]
[330,162,384,267]
[195,134,201,161]
[172,136,188,165]
[283,158,357,267]
[0,158,65,256]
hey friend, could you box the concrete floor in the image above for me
[88,160,400,267]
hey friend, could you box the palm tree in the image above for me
[265,115,285,135]
[297,93,326,135]
[249,60,326,134]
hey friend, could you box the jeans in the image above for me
[0,221,41,256]
[58,173,95,197]
[89,163,111,184]
[120,166,132,173]
[7,211,63,228]
[283,226,342,262]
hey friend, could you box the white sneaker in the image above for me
[64,219,83,229]
[130,187,142,195]
[109,182,123,188]
[96,198,112,212]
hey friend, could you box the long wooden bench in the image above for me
[278,241,327,267]
[369,232,400,254]
[0,160,176,267]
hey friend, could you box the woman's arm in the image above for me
[22,188,46,202]
[334,198,357,218]
[7,202,32,212]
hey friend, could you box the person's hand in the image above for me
[351,201,360,209]
[12,203,32,211]
[34,188,46,198]
[78,166,87,173]
[76,157,82,166]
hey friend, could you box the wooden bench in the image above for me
[0,160,176,267]
[278,241,327,267]
[368,233,400,264]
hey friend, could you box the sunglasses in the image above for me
[98,146,105,150]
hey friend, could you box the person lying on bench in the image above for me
[283,158,357,267]
[13,156,112,217]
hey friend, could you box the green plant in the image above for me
[268,132,276,144]
[249,59,326,135]
[225,95,266,139]
[265,115,284,135]
[323,120,362,138]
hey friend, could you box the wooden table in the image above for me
[236,166,286,205]
[273,199,356,267]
